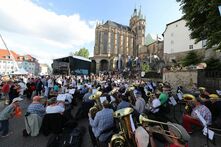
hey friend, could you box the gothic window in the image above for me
[110,32,114,53]
[102,32,108,54]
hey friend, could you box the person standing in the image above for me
[0,97,23,137]
[89,100,114,147]
[2,81,10,105]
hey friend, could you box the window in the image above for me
[171,40,174,44]
[176,24,178,27]
[189,45,193,49]
[171,33,174,37]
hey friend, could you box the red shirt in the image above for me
[2,84,10,93]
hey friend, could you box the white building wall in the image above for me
[164,19,203,54]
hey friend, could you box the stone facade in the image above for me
[92,8,145,73]
[163,70,197,91]
[139,41,164,61]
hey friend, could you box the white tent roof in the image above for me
[11,67,28,75]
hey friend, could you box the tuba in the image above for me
[182,94,195,114]
[89,90,102,119]
[110,107,135,147]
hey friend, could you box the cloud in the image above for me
[0,0,96,64]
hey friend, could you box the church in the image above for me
[91,8,146,73]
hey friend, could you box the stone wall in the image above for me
[163,70,197,90]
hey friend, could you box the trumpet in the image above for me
[139,114,181,139]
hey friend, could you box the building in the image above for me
[162,19,206,62]
[40,64,51,75]
[92,8,145,73]
[139,40,164,62]
[52,55,91,75]
[0,49,40,75]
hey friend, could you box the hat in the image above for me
[12,97,23,103]
[167,122,190,143]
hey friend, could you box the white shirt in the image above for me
[48,79,53,88]
[46,105,65,114]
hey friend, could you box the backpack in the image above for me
[62,128,82,147]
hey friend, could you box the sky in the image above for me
[0,0,183,65]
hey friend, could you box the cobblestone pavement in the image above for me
[0,98,220,147]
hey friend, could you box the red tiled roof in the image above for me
[0,48,21,61]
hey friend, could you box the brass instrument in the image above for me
[182,94,196,114]
[209,94,219,101]
[182,94,196,101]
[89,90,102,119]
[110,108,134,147]
[139,114,181,139]
[199,87,206,91]
[109,87,119,95]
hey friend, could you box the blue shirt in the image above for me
[27,103,45,117]
[117,101,131,110]
[89,108,114,142]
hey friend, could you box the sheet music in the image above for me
[177,93,183,100]
[92,89,97,94]
[130,114,136,132]
[195,110,207,127]
[68,89,75,94]
[57,94,66,101]
[169,96,177,106]
[99,96,106,104]
[216,90,221,95]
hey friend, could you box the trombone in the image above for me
[139,114,181,139]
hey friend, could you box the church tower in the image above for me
[129,6,146,57]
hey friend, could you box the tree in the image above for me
[181,51,202,66]
[73,48,89,58]
[205,58,221,70]
[177,0,221,50]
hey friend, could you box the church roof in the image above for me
[103,20,131,31]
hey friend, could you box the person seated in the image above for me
[117,94,131,110]
[182,96,212,133]
[199,87,210,100]
[132,90,146,114]
[46,98,65,114]
[25,96,45,136]
[165,122,190,147]
[75,89,94,120]
[88,100,114,147]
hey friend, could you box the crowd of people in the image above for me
[0,72,220,147]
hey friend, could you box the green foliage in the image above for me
[181,51,202,66]
[177,0,221,50]
[205,58,221,70]
[73,48,89,58]
[141,63,150,72]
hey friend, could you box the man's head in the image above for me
[33,96,41,102]
[12,97,23,106]
[102,100,110,108]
